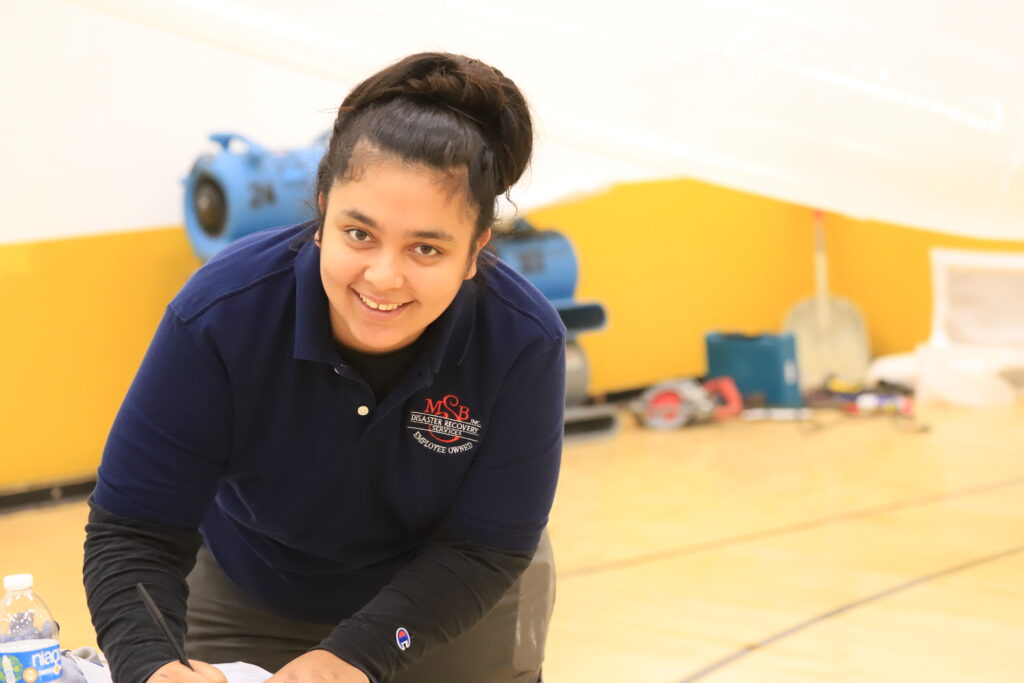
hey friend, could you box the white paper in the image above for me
[71,657,114,683]
[68,656,272,683]
[213,661,274,682]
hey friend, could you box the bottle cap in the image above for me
[3,574,33,591]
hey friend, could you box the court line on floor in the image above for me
[675,541,1024,682]
[559,473,1024,580]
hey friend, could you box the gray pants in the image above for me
[184,531,554,683]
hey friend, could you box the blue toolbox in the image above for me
[705,332,803,406]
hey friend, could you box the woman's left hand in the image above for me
[266,650,370,683]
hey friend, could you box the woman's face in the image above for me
[318,160,489,354]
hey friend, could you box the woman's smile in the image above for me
[353,288,413,318]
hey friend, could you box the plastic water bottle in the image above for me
[0,574,61,683]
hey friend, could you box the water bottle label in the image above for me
[0,641,62,683]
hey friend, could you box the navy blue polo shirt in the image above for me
[93,222,566,622]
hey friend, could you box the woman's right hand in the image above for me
[147,660,229,683]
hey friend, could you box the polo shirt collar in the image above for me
[292,237,476,372]
[420,277,476,373]
[293,238,338,365]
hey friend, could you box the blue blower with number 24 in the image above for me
[183,132,325,260]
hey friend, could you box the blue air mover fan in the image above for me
[183,132,325,260]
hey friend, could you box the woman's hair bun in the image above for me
[316,52,534,238]
[340,52,532,194]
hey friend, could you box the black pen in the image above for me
[136,582,194,671]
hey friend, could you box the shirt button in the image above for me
[357,405,370,416]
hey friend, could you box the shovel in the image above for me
[783,210,871,391]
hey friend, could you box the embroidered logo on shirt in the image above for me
[396,627,412,651]
[407,394,481,455]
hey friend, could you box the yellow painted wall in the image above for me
[1,229,200,490]
[529,178,814,392]
[530,179,1024,393]
[5,178,1024,489]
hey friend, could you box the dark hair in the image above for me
[314,52,533,248]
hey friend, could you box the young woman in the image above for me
[83,53,565,683]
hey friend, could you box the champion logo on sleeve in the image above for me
[395,627,412,651]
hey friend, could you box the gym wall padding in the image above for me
[7,178,1024,490]
[530,178,813,394]
[531,178,1024,394]
[1,228,200,489]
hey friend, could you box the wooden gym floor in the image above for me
[2,403,1022,681]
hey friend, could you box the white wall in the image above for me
[4,0,1024,245]
[1,0,343,243]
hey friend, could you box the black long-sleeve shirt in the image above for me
[84,500,533,683]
